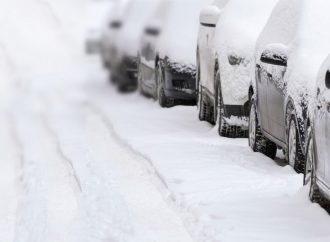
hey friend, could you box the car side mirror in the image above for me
[260,43,288,67]
[228,53,243,66]
[109,20,122,29]
[145,27,160,37]
[199,6,221,27]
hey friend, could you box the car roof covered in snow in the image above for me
[156,0,212,65]
[255,0,330,112]
[117,0,163,57]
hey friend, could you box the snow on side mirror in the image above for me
[199,6,221,27]
[260,43,288,67]
[228,53,243,66]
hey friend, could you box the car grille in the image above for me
[172,79,194,90]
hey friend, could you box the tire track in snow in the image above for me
[9,93,80,242]
[0,112,22,242]
[40,113,83,192]
[86,102,212,242]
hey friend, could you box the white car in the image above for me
[138,0,211,107]
[197,0,278,138]
[111,0,162,92]
[100,0,130,70]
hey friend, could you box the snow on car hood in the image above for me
[215,0,279,102]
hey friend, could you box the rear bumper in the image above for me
[223,104,249,128]
[163,60,197,102]
[115,55,138,88]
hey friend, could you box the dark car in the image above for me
[248,0,330,174]
[304,57,330,208]
[138,0,209,107]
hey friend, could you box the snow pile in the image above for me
[215,0,279,104]
[157,0,211,66]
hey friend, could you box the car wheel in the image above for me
[248,97,277,159]
[109,72,118,84]
[137,63,144,95]
[157,63,173,108]
[287,115,305,173]
[304,133,322,203]
[198,85,206,121]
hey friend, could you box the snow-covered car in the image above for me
[196,0,228,120]
[304,55,330,206]
[197,0,278,138]
[111,0,162,92]
[138,0,210,107]
[248,0,330,174]
[100,0,130,70]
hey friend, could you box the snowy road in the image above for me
[1,0,330,241]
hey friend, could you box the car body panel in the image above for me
[138,0,210,101]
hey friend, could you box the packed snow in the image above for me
[1,0,330,242]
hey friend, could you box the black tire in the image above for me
[156,63,173,108]
[248,97,277,159]
[287,113,305,173]
[215,71,248,138]
[198,89,213,123]
[198,85,206,121]
[109,72,118,84]
[304,133,323,204]
[137,63,144,95]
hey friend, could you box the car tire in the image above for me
[248,96,277,159]
[109,72,118,84]
[137,63,144,95]
[198,85,206,121]
[304,132,322,204]
[156,63,173,108]
[287,114,305,173]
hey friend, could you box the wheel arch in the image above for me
[285,97,308,155]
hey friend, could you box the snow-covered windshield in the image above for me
[118,0,161,56]
[298,0,330,50]
[157,0,210,65]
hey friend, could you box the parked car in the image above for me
[248,0,330,174]
[138,0,210,107]
[100,0,130,71]
[304,55,330,207]
[111,0,162,92]
[197,0,278,138]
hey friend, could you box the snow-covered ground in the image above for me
[1,0,330,241]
